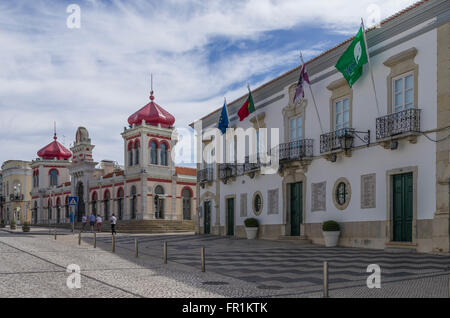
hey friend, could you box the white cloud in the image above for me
[0,0,418,165]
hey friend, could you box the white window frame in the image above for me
[392,71,414,113]
[289,115,303,141]
[334,96,350,131]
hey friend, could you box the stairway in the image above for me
[36,219,196,234]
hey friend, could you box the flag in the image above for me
[335,26,368,88]
[237,90,255,121]
[293,64,310,104]
[217,100,229,134]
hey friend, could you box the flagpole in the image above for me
[247,83,263,163]
[300,52,324,134]
[361,18,381,117]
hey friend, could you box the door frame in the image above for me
[225,195,236,236]
[289,182,303,236]
[386,166,418,244]
[203,200,211,234]
[282,170,307,236]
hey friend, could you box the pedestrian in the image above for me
[110,214,117,235]
[89,213,96,232]
[96,215,102,232]
[81,214,87,232]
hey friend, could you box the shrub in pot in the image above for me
[22,222,30,232]
[10,220,16,230]
[322,220,340,247]
[0,219,5,228]
[244,218,259,239]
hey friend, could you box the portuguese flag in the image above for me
[237,90,255,121]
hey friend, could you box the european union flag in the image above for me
[217,100,229,134]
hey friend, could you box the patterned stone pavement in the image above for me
[93,233,450,297]
[1,229,449,298]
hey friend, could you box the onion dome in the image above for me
[127,90,175,128]
[37,132,72,160]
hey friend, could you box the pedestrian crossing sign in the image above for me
[68,196,78,206]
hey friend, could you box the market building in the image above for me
[29,88,197,231]
[193,0,450,253]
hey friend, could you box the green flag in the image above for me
[335,26,368,87]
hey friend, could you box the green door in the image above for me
[290,182,303,236]
[226,198,235,236]
[204,201,211,234]
[393,173,413,242]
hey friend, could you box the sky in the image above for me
[0,0,418,167]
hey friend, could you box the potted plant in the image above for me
[22,222,30,233]
[0,219,5,228]
[322,220,340,247]
[10,220,16,230]
[244,218,259,239]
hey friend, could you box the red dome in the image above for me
[37,134,72,160]
[128,91,175,128]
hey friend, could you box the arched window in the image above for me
[117,188,124,220]
[104,191,110,221]
[160,142,168,166]
[128,142,133,166]
[154,185,164,219]
[33,170,39,188]
[92,192,98,215]
[150,141,158,165]
[130,186,137,219]
[182,188,192,220]
[134,140,140,165]
[49,169,58,186]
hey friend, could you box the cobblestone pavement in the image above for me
[0,229,449,298]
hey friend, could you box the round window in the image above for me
[333,178,351,210]
[336,182,347,205]
[252,192,263,216]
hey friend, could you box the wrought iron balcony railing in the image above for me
[376,108,421,140]
[9,194,24,201]
[218,163,237,180]
[197,167,214,183]
[243,155,261,173]
[279,139,314,161]
[320,128,355,153]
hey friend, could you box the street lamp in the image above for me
[338,130,354,151]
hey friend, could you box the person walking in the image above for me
[81,214,87,232]
[89,213,96,232]
[110,214,117,235]
[96,215,102,233]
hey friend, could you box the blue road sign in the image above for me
[68,196,78,206]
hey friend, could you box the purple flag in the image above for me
[293,64,310,104]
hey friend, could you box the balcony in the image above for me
[376,108,421,141]
[320,128,370,160]
[320,128,356,154]
[219,163,237,183]
[10,194,24,201]
[197,167,214,183]
[279,139,314,162]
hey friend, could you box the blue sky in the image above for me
[0,0,417,166]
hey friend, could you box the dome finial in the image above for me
[150,73,155,101]
[53,121,57,140]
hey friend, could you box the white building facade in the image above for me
[193,0,450,253]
